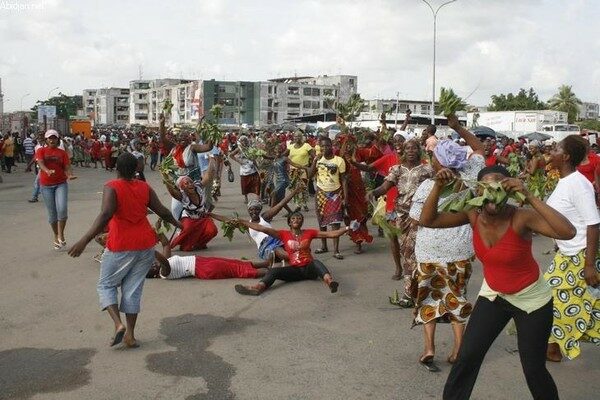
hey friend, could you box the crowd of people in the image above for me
[4,109,599,399]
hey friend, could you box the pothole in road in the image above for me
[146,313,255,400]
[0,347,96,399]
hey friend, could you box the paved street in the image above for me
[0,165,598,400]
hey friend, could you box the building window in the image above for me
[303,88,312,96]
[349,78,355,86]
[287,87,299,95]
[287,102,300,109]
[312,88,320,96]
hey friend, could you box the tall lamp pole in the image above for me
[421,0,457,125]
[20,93,30,111]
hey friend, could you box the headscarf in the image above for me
[176,176,193,190]
[433,139,468,170]
[247,199,263,210]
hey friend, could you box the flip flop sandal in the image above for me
[314,248,329,254]
[110,329,126,347]
[329,281,339,293]
[53,241,62,250]
[333,253,344,260]
[397,297,414,309]
[419,355,440,372]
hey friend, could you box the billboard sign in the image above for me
[38,105,57,120]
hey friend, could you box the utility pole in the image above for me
[421,0,457,125]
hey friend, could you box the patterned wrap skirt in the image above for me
[315,187,343,227]
[545,249,600,359]
[413,260,473,325]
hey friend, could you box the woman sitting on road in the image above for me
[161,158,218,251]
[231,211,350,296]
[420,165,575,400]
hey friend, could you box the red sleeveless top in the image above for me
[106,179,157,252]
[473,213,539,294]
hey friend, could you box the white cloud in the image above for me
[0,0,598,111]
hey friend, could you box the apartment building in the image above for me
[258,75,357,126]
[578,102,599,120]
[83,88,129,126]
[201,80,260,126]
[129,79,195,126]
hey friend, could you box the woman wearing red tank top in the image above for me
[420,165,575,400]
[68,153,181,348]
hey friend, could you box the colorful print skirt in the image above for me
[413,260,473,326]
[315,187,343,227]
[545,249,600,359]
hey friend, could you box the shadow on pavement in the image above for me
[0,347,96,399]
[146,313,256,400]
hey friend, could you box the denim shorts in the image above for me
[40,182,68,223]
[97,248,155,314]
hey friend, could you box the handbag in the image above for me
[227,166,235,183]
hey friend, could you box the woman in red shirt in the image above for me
[420,165,575,400]
[68,153,181,348]
[232,212,350,295]
[35,130,76,249]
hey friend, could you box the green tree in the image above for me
[547,85,581,123]
[578,119,600,132]
[488,88,546,111]
[30,93,82,121]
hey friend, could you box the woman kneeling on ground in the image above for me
[232,211,350,295]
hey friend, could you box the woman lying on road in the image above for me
[147,229,271,280]
[231,211,351,296]
[419,165,575,400]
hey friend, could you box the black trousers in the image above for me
[260,260,330,288]
[443,296,558,400]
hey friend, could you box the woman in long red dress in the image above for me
[337,132,373,254]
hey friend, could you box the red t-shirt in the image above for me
[485,155,498,167]
[105,179,157,251]
[577,152,600,185]
[278,229,319,267]
[35,146,70,186]
[372,153,400,212]
[355,144,383,164]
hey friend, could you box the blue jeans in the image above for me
[31,173,40,199]
[97,248,155,314]
[40,182,68,223]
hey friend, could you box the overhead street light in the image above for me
[48,86,59,99]
[421,0,457,125]
[20,93,30,111]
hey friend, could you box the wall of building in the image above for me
[578,102,599,120]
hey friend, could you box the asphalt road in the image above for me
[0,163,598,400]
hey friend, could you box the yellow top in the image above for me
[3,137,14,157]
[287,142,313,167]
[316,155,346,192]
[478,271,552,313]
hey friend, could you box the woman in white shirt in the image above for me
[545,134,600,362]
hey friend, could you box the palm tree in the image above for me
[547,85,582,123]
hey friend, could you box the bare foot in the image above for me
[546,343,562,362]
[123,335,139,348]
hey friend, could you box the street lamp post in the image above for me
[20,93,30,111]
[47,86,59,99]
[421,0,457,125]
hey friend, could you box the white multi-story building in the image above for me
[578,102,599,120]
[83,88,129,126]
[258,75,357,126]
[129,79,197,126]
[364,98,437,116]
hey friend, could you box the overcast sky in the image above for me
[1,0,598,112]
